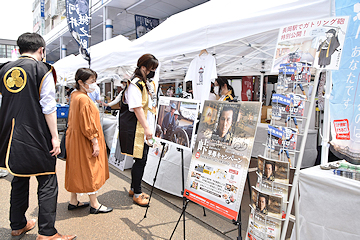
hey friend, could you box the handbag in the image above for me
[58,129,67,160]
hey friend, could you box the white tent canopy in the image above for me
[53,0,332,81]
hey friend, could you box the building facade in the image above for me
[32,0,209,63]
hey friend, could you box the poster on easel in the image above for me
[271,16,349,72]
[155,97,200,150]
[183,101,261,221]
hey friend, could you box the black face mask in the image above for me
[147,70,155,79]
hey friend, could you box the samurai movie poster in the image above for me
[183,101,261,221]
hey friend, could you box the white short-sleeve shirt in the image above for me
[124,82,155,140]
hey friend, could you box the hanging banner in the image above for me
[330,1,360,163]
[183,101,261,221]
[40,0,45,18]
[135,14,159,38]
[272,16,349,73]
[66,0,91,62]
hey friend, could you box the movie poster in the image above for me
[183,101,261,221]
[272,16,349,72]
[155,97,200,150]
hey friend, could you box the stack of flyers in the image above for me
[277,65,297,92]
[257,156,290,184]
[277,62,311,97]
[246,208,281,240]
[257,156,289,201]
[271,94,290,121]
[250,186,284,219]
[266,125,297,165]
[271,93,305,130]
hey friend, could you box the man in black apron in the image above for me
[0,33,76,240]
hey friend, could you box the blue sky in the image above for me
[0,0,33,40]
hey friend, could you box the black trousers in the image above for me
[131,144,149,194]
[10,174,58,236]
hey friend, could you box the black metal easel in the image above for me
[144,142,166,218]
[169,159,252,240]
[169,147,207,240]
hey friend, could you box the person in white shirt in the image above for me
[103,80,127,108]
[118,54,159,207]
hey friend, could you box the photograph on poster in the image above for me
[183,101,261,221]
[155,96,199,150]
[251,186,283,219]
[245,208,282,240]
[271,16,349,72]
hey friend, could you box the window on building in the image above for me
[0,45,6,58]
[0,45,19,58]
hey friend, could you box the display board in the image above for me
[155,97,200,150]
[272,16,349,72]
[183,101,261,221]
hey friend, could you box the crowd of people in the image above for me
[0,31,240,240]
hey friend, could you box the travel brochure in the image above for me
[265,125,298,167]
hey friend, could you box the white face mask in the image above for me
[85,82,97,93]
[214,86,219,95]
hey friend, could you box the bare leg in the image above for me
[89,194,100,209]
[69,192,78,205]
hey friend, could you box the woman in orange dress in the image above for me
[65,68,112,214]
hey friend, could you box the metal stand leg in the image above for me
[144,142,166,218]
[170,199,189,240]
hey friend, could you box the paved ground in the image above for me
[0,158,293,240]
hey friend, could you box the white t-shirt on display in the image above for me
[184,54,217,104]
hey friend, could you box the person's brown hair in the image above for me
[133,54,159,81]
[74,68,98,90]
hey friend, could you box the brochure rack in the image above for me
[245,63,321,240]
[280,68,321,240]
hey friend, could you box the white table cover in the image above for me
[291,165,360,240]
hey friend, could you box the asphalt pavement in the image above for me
[0,158,254,240]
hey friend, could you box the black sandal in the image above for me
[68,201,90,210]
[89,204,113,214]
